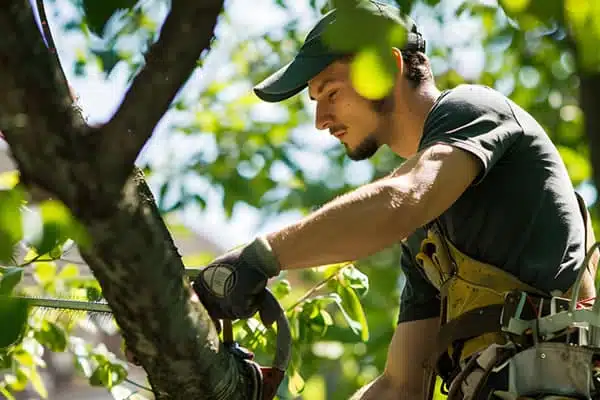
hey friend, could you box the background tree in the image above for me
[0,0,597,399]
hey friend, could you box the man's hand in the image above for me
[192,237,281,329]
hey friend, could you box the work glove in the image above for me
[192,237,281,331]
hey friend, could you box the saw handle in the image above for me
[222,289,291,372]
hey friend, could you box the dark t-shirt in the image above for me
[398,84,586,323]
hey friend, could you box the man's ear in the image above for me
[392,47,403,74]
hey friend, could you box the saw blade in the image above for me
[0,267,204,314]
[1,295,112,313]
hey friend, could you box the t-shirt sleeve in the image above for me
[397,232,440,323]
[420,85,524,185]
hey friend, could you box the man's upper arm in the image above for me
[385,143,482,234]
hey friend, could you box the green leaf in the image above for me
[5,368,28,391]
[288,367,305,395]
[340,265,369,297]
[0,297,29,350]
[272,279,292,299]
[34,201,70,255]
[82,0,137,37]
[89,358,127,389]
[57,263,80,280]
[335,285,369,341]
[89,364,111,387]
[28,366,48,398]
[31,200,90,256]
[0,268,23,295]
[12,350,34,367]
[0,170,19,190]
[85,281,104,302]
[0,385,15,400]
[0,189,24,263]
[91,48,121,76]
[350,45,396,100]
[500,0,531,14]
[34,321,67,352]
[33,262,57,286]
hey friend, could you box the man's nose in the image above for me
[315,102,333,131]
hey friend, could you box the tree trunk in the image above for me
[0,1,254,398]
[578,72,600,215]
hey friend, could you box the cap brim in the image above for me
[253,53,339,103]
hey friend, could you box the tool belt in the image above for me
[418,192,599,399]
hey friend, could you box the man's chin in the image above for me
[343,134,380,161]
[346,146,378,161]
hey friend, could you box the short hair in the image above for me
[401,50,432,87]
[341,50,432,88]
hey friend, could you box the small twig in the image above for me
[286,263,352,312]
[124,377,153,393]
[99,0,225,183]
[18,254,60,268]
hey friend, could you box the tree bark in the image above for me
[0,1,253,399]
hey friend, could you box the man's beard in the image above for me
[345,93,395,161]
[346,135,379,161]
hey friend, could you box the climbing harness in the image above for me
[418,192,600,399]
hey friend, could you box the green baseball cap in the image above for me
[253,0,426,103]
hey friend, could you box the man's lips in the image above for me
[332,130,346,139]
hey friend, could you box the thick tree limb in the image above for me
[0,2,252,398]
[0,2,91,210]
[98,0,224,184]
[76,171,253,399]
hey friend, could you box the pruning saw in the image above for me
[0,267,291,400]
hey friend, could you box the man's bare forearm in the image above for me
[266,177,421,271]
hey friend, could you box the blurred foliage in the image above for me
[0,0,598,399]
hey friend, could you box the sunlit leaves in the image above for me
[564,0,600,71]
[502,0,531,14]
[558,145,592,185]
[26,200,90,257]
[89,356,127,389]
[0,171,20,191]
[18,0,597,399]
[322,0,405,99]
[272,278,292,299]
[82,0,138,37]
[34,321,67,353]
[349,46,396,99]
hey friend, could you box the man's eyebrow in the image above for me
[309,78,336,101]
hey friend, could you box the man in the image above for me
[192,1,598,399]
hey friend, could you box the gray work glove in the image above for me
[191,237,281,330]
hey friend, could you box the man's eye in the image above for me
[328,90,338,101]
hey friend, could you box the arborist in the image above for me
[192,1,600,398]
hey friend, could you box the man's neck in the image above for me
[388,82,441,157]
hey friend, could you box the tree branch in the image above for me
[98,0,224,184]
[0,2,254,398]
[0,1,92,210]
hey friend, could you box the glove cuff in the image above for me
[244,237,281,278]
